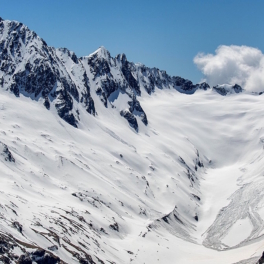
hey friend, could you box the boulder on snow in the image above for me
[120,110,138,131]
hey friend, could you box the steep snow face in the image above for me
[0,17,264,264]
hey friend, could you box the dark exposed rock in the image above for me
[12,221,22,233]
[128,96,148,125]
[173,76,196,93]
[197,82,210,90]
[32,248,45,257]
[0,255,10,264]
[0,235,14,255]
[0,142,15,162]
[101,78,119,106]
[88,48,112,78]
[137,65,171,94]
[71,52,79,64]
[197,160,203,167]
[35,253,60,264]
[43,97,50,110]
[213,84,243,96]
[120,110,138,131]
[213,86,228,96]
[79,258,89,264]
[9,60,57,98]
[162,215,169,224]
[81,72,96,115]
[30,248,60,264]
[117,53,141,95]
[233,84,242,93]
[258,251,264,264]
[76,253,96,264]
[18,255,32,264]
[55,89,78,127]
[109,222,119,232]
[48,245,58,251]
[100,227,108,234]
[158,206,185,229]
[0,245,5,254]
[192,194,201,201]
[0,232,60,264]
[95,256,105,264]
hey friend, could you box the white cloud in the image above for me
[194,45,264,92]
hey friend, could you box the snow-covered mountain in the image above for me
[0,17,264,264]
[0,16,215,132]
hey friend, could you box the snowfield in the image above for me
[0,87,264,263]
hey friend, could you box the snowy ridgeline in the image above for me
[0,17,245,133]
[0,17,264,264]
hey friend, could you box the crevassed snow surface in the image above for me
[1,84,264,263]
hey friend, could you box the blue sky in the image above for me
[1,0,264,83]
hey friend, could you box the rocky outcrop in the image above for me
[258,251,264,264]
[120,110,138,131]
[213,84,242,96]
[0,142,15,162]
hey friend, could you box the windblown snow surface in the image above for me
[1,86,264,263]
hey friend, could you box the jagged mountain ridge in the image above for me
[0,17,242,132]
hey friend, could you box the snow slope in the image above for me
[0,17,264,264]
[0,88,264,263]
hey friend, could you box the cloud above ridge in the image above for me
[194,45,264,92]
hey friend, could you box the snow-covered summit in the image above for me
[88,45,111,60]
